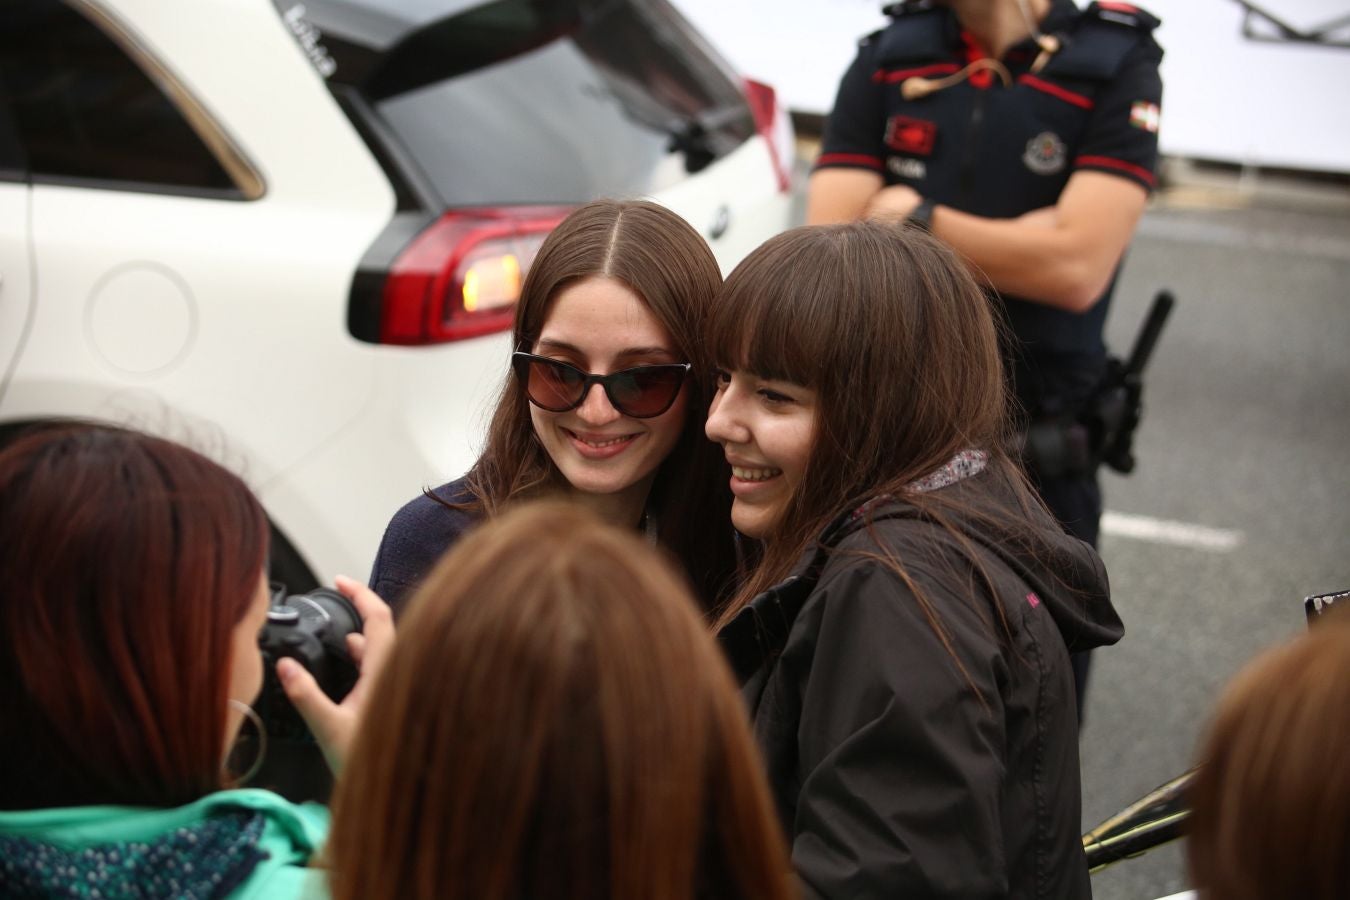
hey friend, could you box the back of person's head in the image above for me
[327,502,795,900]
[1187,610,1350,900]
[0,422,269,809]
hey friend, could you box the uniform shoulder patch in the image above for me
[1085,1,1161,31]
[1129,99,1161,132]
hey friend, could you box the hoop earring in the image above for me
[226,699,267,785]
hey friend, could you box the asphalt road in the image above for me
[791,155,1350,899]
[1081,178,1350,900]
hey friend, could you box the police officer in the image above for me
[807,0,1163,718]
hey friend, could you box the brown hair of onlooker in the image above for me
[1187,609,1350,900]
[0,422,268,809]
[327,502,795,900]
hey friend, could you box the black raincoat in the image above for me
[719,466,1122,899]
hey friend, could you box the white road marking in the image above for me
[1101,510,1244,552]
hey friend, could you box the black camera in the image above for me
[255,585,362,742]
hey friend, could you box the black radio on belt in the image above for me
[1021,289,1175,479]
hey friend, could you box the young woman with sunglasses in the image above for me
[370,200,737,613]
[705,221,1124,898]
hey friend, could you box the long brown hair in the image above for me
[458,199,737,610]
[708,222,1052,697]
[1187,611,1350,900]
[327,502,795,900]
[0,422,268,809]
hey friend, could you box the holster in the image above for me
[1020,416,1096,480]
[1018,354,1145,481]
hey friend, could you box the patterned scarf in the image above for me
[0,810,267,900]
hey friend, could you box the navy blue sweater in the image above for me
[368,476,480,615]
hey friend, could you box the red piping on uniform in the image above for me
[872,63,960,84]
[1076,155,1156,186]
[1019,75,1093,109]
[816,152,884,171]
[960,30,995,89]
[1097,2,1141,13]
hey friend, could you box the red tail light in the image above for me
[380,206,573,345]
[743,78,792,194]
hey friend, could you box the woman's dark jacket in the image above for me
[718,467,1122,900]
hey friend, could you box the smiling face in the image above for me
[704,368,817,540]
[528,276,688,522]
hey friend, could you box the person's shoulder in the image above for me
[1075,2,1161,34]
[1063,2,1164,67]
[208,790,329,899]
[199,789,328,845]
[869,0,950,63]
[817,506,952,591]
[372,476,482,601]
[385,476,479,537]
[828,499,944,553]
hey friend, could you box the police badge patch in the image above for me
[1023,132,1067,175]
[885,115,937,155]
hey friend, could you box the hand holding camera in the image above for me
[261,575,396,775]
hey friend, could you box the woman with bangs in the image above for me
[370,199,737,614]
[706,221,1123,899]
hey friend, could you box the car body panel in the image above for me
[0,0,793,585]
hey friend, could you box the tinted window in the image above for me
[321,0,755,206]
[0,78,27,179]
[0,0,236,194]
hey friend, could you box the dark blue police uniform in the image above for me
[817,0,1162,712]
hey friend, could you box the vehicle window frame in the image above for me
[347,0,755,207]
[3,0,266,200]
[0,72,29,183]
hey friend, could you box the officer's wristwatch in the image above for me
[907,197,936,231]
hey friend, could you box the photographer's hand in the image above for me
[276,574,395,775]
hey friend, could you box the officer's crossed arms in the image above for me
[809,168,1146,314]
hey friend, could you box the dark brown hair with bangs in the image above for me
[0,422,268,809]
[327,502,796,900]
[710,222,1045,658]
[454,199,737,611]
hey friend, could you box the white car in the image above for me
[0,0,794,589]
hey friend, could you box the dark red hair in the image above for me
[0,422,269,809]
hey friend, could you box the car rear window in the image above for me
[277,0,755,208]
